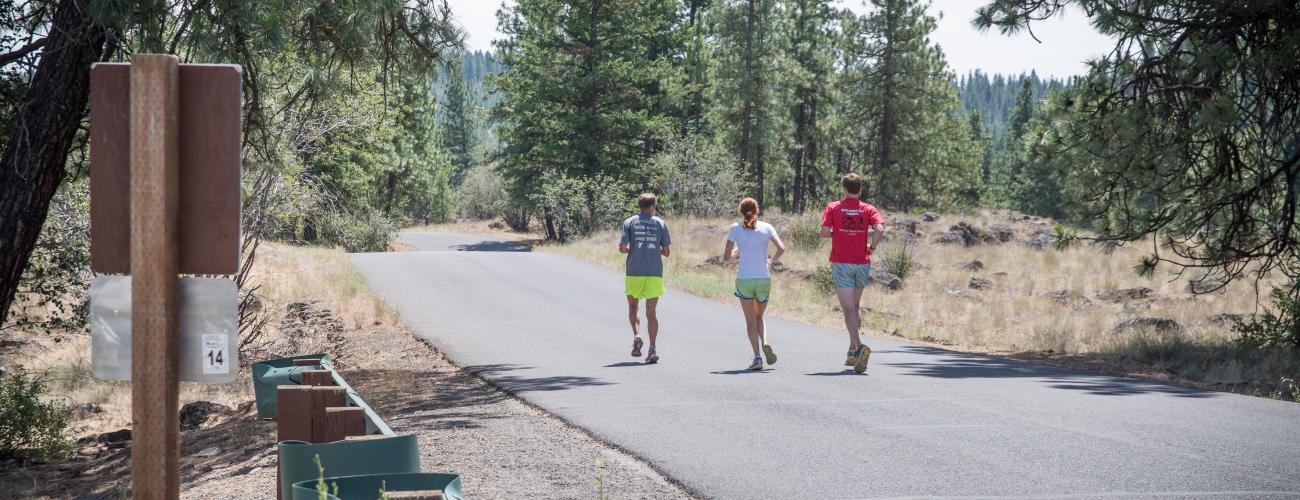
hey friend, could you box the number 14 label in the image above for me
[203,334,229,374]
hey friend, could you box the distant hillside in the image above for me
[956,71,1074,137]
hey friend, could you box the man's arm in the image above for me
[821,226,833,238]
[619,242,630,254]
[867,223,886,253]
[660,245,671,258]
[619,221,631,253]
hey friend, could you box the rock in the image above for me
[947,222,994,246]
[699,255,735,268]
[992,272,1009,279]
[771,261,795,274]
[80,428,132,448]
[269,300,345,356]
[922,212,939,222]
[180,401,231,430]
[68,402,103,420]
[939,283,981,301]
[799,271,816,281]
[0,338,27,349]
[988,224,1015,243]
[1097,287,1153,303]
[869,268,904,291]
[1042,289,1091,307]
[891,217,920,235]
[1113,317,1182,333]
[935,231,965,245]
[1025,227,1056,249]
[1123,301,1152,312]
[1207,313,1244,325]
[957,260,984,271]
[1187,278,1226,294]
[969,277,993,290]
[195,446,221,458]
[488,221,505,230]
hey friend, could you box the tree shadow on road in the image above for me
[884,346,1212,398]
[452,240,533,252]
[462,364,612,393]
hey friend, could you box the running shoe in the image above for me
[646,348,659,364]
[747,357,763,371]
[853,344,872,374]
[844,350,857,367]
[631,336,644,357]
[762,344,778,366]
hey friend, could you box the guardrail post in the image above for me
[324,407,366,442]
[311,387,347,442]
[301,370,333,386]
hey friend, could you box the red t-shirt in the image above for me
[821,198,885,264]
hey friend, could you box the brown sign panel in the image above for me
[90,62,242,275]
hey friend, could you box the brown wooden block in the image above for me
[300,370,333,386]
[292,359,321,367]
[384,491,444,500]
[344,434,387,441]
[323,407,365,442]
[90,62,242,275]
[310,387,347,443]
[276,386,313,442]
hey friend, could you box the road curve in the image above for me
[351,232,1300,499]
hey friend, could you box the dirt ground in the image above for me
[1,303,692,499]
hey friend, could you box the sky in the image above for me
[445,0,1115,78]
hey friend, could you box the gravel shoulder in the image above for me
[1,303,692,499]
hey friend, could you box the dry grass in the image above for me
[406,218,545,241]
[0,241,394,440]
[543,209,1300,398]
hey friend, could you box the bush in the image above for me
[7,180,91,331]
[813,262,835,294]
[316,206,397,253]
[881,241,918,280]
[530,174,632,241]
[652,135,741,218]
[1235,286,1300,351]
[457,164,508,220]
[787,217,823,251]
[0,367,72,462]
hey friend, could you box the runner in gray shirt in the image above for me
[619,193,671,363]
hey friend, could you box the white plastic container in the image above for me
[90,276,239,383]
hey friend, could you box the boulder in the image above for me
[1097,287,1153,303]
[180,401,231,430]
[1207,313,1244,325]
[80,428,132,448]
[869,268,904,291]
[947,222,993,246]
[700,255,735,268]
[939,283,982,301]
[988,224,1016,243]
[1041,289,1091,307]
[488,221,505,230]
[957,260,984,271]
[1025,227,1055,250]
[1123,301,1153,312]
[1186,278,1226,294]
[922,212,939,222]
[969,277,993,290]
[935,231,965,245]
[1113,317,1182,333]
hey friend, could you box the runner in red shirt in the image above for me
[821,173,886,374]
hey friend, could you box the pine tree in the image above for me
[383,73,456,225]
[842,0,979,210]
[493,0,681,239]
[708,0,785,206]
[440,57,478,185]
[782,0,838,212]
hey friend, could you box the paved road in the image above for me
[353,232,1300,499]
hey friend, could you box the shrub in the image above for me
[813,262,835,294]
[881,241,918,280]
[457,164,508,220]
[317,206,397,253]
[787,217,823,251]
[1235,286,1300,352]
[652,135,741,218]
[0,367,72,462]
[530,174,632,241]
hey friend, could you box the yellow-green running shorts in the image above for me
[625,276,665,299]
[734,278,772,302]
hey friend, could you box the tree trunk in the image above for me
[0,0,107,325]
[791,101,807,212]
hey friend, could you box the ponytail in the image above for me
[738,197,759,229]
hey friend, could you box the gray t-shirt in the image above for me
[620,214,671,277]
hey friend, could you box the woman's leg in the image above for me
[754,299,769,346]
[739,298,761,356]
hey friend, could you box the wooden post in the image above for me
[276,386,314,442]
[300,370,333,386]
[292,359,321,367]
[323,407,366,442]
[310,387,348,442]
[130,53,181,500]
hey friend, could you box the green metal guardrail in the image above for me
[253,354,462,499]
[252,354,393,436]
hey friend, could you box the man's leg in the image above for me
[645,297,660,348]
[626,295,641,337]
[836,287,862,350]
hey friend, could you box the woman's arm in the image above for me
[770,232,786,268]
[722,240,736,261]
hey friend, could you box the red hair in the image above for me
[738,197,759,229]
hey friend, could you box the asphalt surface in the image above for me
[352,232,1300,499]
